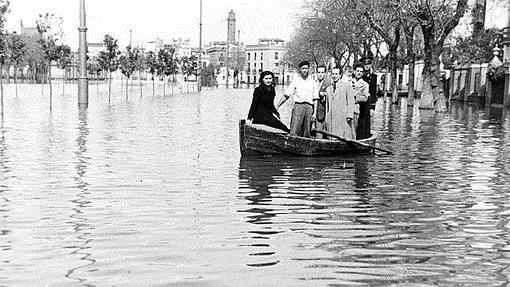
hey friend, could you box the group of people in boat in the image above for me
[247,57,377,140]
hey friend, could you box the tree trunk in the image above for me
[152,76,155,97]
[108,70,112,103]
[421,25,447,112]
[389,48,399,104]
[62,73,65,96]
[138,71,143,98]
[14,66,18,98]
[163,77,166,96]
[20,66,24,83]
[171,75,174,95]
[5,65,10,84]
[0,65,4,116]
[126,76,129,99]
[408,58,416,106]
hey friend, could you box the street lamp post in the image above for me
[78,0,88,106]
[198,0,203,91]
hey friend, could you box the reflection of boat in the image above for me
[239,119,377,156]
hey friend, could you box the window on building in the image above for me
[275,52,279,60]
[261,53,263,60]
[248,53,250,60]
[261,63,263,71]
[254,53,257,60]
[254,63,257,68]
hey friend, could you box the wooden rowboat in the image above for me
[239,119,377,156]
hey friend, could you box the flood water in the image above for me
[1,82,510,286]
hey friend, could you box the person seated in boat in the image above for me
[247,71,290,133]
[324,66,355,140]
[276,60,318,138]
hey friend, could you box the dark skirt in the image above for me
[253,117,290,133]
[356,101,371,140]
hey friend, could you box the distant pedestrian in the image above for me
[247,71,289,132]
[277,60,318,138]
[324,66,355,139]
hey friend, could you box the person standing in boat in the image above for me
[276,60,318,138]
[352,63,369,133]
[341,65,353,81]
[314,65,329,138]
[357,56,377,139]
[247,71,290,133]
[324,66,355,139]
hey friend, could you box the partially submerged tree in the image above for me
[134,47,145,97]
[360,0,402,104]
[87,61,102,92]
[0,0,9,116]
[119,45,137,99]
[36,13,63,111]
[7,33,26,97]
[145,50,157,97]
[156,48,177,96]
[97,34,120,103]
[405,0,469,111]
[55,44,71,96]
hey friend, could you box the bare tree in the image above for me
[361,0,402,104]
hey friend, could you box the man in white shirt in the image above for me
[277,61,318,138]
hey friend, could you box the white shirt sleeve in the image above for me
[312,81,319,100]
[285,79,295,97]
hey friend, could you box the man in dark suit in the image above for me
[356,56,378,140]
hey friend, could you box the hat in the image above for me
[360,56,373,65]
[298,60,310,68]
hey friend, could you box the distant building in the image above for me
[170,38,193,58]
[146,37,165,52]
[88,42,103,58]
[245,38,289,85]
[227,10,236,43]
[20,20,39,38]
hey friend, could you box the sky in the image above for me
[5,0,305,50]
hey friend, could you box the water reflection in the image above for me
[65,106,96,283]
[1,86,510,285]
[0,115,11,251]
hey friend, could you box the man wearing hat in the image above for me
[357,56,378,140]
[277,60,318,138]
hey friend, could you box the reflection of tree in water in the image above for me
[238,156,366,225]
[0,116,12,244]
[65,107,96,284]
[238,157,280,226]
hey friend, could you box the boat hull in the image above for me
[239,120,377,156]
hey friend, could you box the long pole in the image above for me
[78,0,88,106]
[226,44,229,89]
[198,0,202,91]
[236,29,240,88]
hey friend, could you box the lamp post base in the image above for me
[78,78,88,106]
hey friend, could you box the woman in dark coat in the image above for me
[247,71,290,133]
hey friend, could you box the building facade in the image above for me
[245,38,289,85]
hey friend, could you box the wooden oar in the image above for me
[312,128,394,155]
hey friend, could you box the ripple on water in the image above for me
[1,87,510,285]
